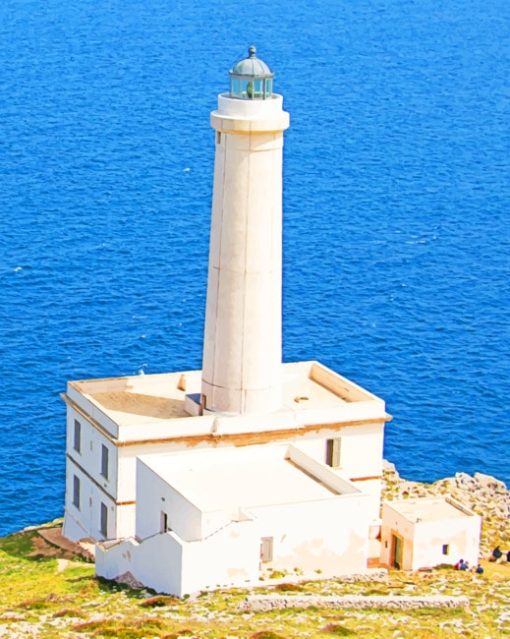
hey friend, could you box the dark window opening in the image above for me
[73,475,80,510]
[101,444,109,479]
[100,502,108,537]
[73,420,81,453]
[161,511,170,533]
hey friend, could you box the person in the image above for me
[454,558,463,570]
[490,546,502,561]
[507,550,510,563]
[475,564,484,574]
[460,560,469,571]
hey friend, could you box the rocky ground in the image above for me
[0,463,508,639]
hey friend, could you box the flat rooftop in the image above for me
[387,498,474,523]
[67,360,383,430]
[142,449,341,512]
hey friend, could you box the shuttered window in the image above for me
[325,438,341,468]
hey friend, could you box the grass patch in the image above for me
[53,607,87,618]
[73,617,167,638]
[274,583,304,592]
[322,624,355,636]
[0,532,37,560]
[16,593,70,611]
[268,570,287,579]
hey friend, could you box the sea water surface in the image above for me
[0,0,508,536]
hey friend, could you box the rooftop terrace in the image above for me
[65,361,389,442]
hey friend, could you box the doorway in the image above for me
[391,533,403,570]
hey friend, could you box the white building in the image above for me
[63,47,478,595]
[63,361,388,561]
[380,498,481,571]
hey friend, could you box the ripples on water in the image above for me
[0,0,508,535]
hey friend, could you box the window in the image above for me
[72,475,80,510]
[73,420,81,453]
[260,537,273,563]
[325,438,341,468]
[442,544,450,556]
[101,444,109,479]
[100,502,108,537]
[161,511,169,533]
[216,131,221,145]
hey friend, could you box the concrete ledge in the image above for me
[239,594,469,611]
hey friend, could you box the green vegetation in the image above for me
[1,527,510,638]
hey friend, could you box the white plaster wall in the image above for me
[66,384,119,438]
[66,406,118,500]
[63,457,116,542]
[135,460,204,541]
[292,437,325,460]
[345,479,381,523]
[96,521,259,597]
[116,504,136,539]
[412,516,481,570]
[117,440,214,504]
[180,521,260,594]
[291,425,384,479]
[287,445,360,494]
[250,495,371,576]
[118,442,174,504]
[293,430,383,522]
[96,533,183,596]
[334,423,384,478]
[380,504,415,569]
[381,503,414,570]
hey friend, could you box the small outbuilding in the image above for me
[380,497,481,571]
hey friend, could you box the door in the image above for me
[260,537,273,563]
[391,534,403,569]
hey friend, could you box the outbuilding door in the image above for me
[391,534,403,569]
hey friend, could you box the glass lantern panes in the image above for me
[230,77,273,100]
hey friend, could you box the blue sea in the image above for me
[0,0,508,537]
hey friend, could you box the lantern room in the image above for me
[229,45,274,100]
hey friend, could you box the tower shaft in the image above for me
[201,94,289,414]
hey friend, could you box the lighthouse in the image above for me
[201,46,290,415]
[68,49,396,597]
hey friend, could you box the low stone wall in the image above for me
[239,594,469,611]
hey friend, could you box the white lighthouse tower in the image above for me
[201,46,290,415]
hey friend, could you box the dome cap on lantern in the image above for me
[230,45,274,78]
[229,46,274,99]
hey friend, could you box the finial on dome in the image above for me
[248,45,257,58]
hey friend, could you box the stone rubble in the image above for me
[239,594,470,611]
[114,571,146,589]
